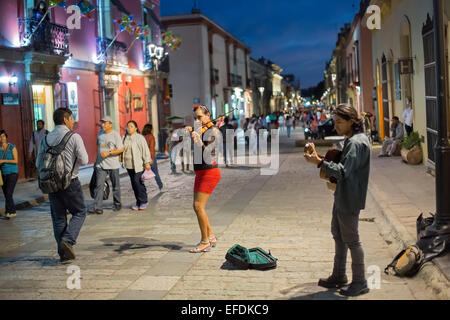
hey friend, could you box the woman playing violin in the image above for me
[185,105,221,253]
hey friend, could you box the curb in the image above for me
[0,159,170,216]
[368,180,450,299]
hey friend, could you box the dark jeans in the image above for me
[127,169,148,206]
[169,150,176,171]
[94,167,121,210]
[331,205,366,282]
[151,160,163,189]
[405,124,413,137]
[48,178,86,257]
[2,173,18,214]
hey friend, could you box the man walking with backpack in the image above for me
[36,108,89,264]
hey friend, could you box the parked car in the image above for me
[318,118,337,139]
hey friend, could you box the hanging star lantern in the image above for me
[49,0,66,8]
[117,15,137,34]
[162,31,182,51]
[134,25,150,40]
[76,0,96,19]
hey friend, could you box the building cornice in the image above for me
[161,13,250,54]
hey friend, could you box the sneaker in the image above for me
[318,275,348,289]
[378,154,390,158]
[0,215,10,221]
[139,203,148,210]
[113,205,122,212]
[60,240,76,260]
[131,206,139,211]
[159,186,165,193]
[339,281,370,297]
[6,213,16,218]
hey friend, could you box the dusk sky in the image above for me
[160,0,360,89]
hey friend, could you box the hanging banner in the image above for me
[67,82,79,122]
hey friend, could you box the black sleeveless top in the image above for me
[193,125,220,171]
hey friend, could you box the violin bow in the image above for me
[206,108,238,126]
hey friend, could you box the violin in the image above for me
[200,122,214,134]
[194,108,238,135]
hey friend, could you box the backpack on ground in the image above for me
[38,131,76,194]
[384,245,424,277]
[225,244,278,270]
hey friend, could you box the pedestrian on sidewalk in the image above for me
[0,130,19,220]
[36,108,89,263]
[219,117,235,167]
[247,117,258,156]
[167,130,178,175]
[27,120,48,172]
[142,123,164,191]
[286,116,293,138]
[180,129,193,174]
[379,116,404,157]
[185,105,221,253]
[304,103,371,297]
[122,120,152,211]
[402,98,414,137]
[89,116,124,215]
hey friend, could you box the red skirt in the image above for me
[194,168,221,194]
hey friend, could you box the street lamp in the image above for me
[416,0,450,260]
[258,87,265,115]
[148,43,168,158]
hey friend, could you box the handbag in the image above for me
[141,168,155,181]
[89,167,111,200]
[0,144,11,187]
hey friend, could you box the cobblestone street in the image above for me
[0,131,440,300]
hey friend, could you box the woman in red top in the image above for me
[185,105,221,253]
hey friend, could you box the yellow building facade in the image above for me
[369,0,450,168]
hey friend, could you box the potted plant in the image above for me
[400,131,423,165]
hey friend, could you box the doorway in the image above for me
[32,84,54,131]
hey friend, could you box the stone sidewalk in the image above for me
[368,145,450,297]
[0,129,443,300]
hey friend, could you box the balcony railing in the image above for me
[97,37,128,66]
[18,18,69,56]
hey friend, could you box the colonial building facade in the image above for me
[161,10,252,125]
[369,0,450,168]
[0,0,168,180]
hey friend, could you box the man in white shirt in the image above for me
[402,98,414,136]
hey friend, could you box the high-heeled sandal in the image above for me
[209,236,217,248]
[189,241,211,253]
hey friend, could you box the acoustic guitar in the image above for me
[305,143,342,191]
